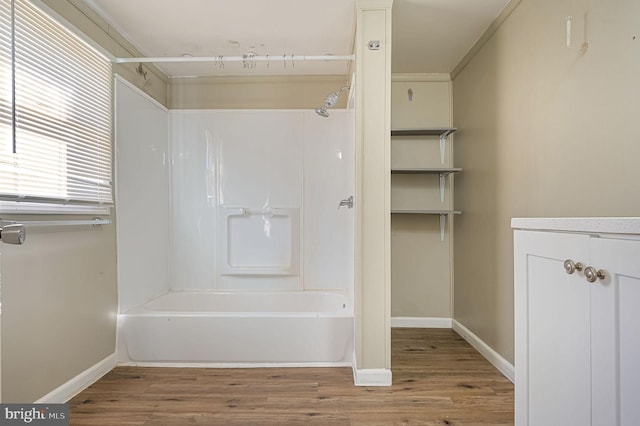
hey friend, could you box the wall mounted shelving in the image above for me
[390,167,461,174]
[391,127,457,164]
[391,167,462,202]
[391,210,461,240]
[390,128,457,137]
[391,127,459,241]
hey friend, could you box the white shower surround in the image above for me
[115,78,355,366]
[169,109,354,292]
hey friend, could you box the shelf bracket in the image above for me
[439,214,446,241]
[439,173,446,203]
[439,134,446,165]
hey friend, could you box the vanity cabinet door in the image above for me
[590,237,640,426]
[514,230,591,426]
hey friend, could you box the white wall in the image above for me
[115,78,170,312]
[168,110,354,294]
[167,112,217,291]
[303,111,355,291]
[116,105,353,299]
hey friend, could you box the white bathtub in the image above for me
[117,290,354,366]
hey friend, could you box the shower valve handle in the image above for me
[338,196,354,210]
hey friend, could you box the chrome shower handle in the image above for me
[338,196,353,209]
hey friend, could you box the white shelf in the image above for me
[391,168,461,203]
[391,210,461,215]
[390,167,461,175]
[391,127,457,164]
[391,128,457,137]
[390,128,459,241]
[391,210,461,241]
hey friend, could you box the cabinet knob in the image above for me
[563,259,584,274]
[584,266,606,283]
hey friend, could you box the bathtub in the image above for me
[117,290,354,366]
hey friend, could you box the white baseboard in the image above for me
[391,316,452,328]
[117,361,352,369]
[35,353,117,403]
[452,320,514,383]
[352,367,393,386]
[351,351,392,386]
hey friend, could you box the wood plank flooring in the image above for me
[69,329,514,425]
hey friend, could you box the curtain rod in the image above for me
[0,218,111,228]
[113,54,355,64]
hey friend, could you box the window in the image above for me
[0,0,112,213]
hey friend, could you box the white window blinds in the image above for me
[0,2,11,167]
[0,0,112,207]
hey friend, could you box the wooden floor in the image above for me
[69,329,514,425]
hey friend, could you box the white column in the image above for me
[353,0,393,386]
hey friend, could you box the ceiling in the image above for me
[85,0,510,78]
[392,0,511,73]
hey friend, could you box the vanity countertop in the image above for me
[511,217,640,235]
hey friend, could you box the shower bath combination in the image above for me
[315,86,350,117]
[115,78,355,366]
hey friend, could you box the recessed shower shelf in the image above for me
[391,210,461,241]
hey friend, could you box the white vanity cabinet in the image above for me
[512,218,640,426]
